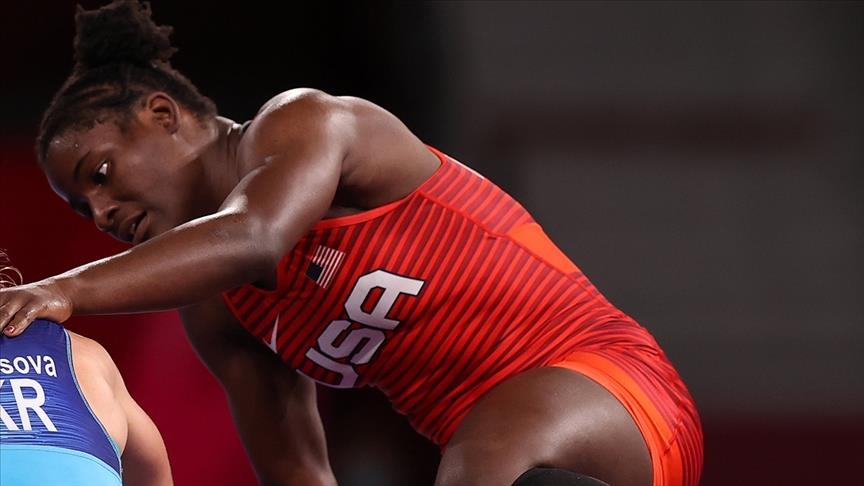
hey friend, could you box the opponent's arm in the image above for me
[180,295,336,486]
[69,332,173,486]
[115,370,174,486]
[0,89,350,334]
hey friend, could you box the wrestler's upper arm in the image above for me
[70,332,173,486]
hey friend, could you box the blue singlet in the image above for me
[0,319,122,485]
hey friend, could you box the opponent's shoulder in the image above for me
[67,331,121,384]
[67,330,108,358]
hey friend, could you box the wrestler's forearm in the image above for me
[52,212,285,315]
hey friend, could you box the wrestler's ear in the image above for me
[141,92,180,134]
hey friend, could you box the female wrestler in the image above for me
[0,2,702,485]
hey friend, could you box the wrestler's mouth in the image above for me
[130,212,149,245]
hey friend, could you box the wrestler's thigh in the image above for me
[434,366,651,486]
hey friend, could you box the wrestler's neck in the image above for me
[190,116,246,209]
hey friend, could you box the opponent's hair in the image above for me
[36,0,217,163]
[0,251,22,288]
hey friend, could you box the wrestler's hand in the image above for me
[0,279,73,336]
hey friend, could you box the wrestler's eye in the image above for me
[92,160,109,186]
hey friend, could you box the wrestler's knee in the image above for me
[434,439,537,486]
[436,454,611,486]
[512,468,610,486]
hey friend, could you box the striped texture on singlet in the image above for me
[223,147,691,446]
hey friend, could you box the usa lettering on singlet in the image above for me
[0,320,122,486]
[223,147,696,448]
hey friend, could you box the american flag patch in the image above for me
[305,245,345,289]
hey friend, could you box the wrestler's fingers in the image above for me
[0,300,23,335]
[2,300,40,337]
[0,302,18,332]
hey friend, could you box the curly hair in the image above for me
[0,251,22,288]
[36,0,217,163]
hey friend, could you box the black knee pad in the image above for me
[512,467,610,486]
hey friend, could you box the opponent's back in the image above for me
[0,319,122,486]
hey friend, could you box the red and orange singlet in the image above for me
[222,147,702,484]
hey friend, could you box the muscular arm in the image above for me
[69,332,173,486]
[0,88,438,335]
[180,296,336,486]
[116,374,174,486]
[0,90,348,333]
[57,90,346,313]
[0,90,438,336]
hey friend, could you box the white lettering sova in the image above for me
[0,355,58,432]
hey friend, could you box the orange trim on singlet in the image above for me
[507,223,578,274]
[552,352,686,486]
[311,146,449,231]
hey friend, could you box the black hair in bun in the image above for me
[73,0,176,70]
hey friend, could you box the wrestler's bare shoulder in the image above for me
[237,88,438,207]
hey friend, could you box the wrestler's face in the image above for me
[41,95,204,245]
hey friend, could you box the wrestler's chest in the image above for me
[256,245,431,388]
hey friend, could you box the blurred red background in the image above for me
[3,1,863,485]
